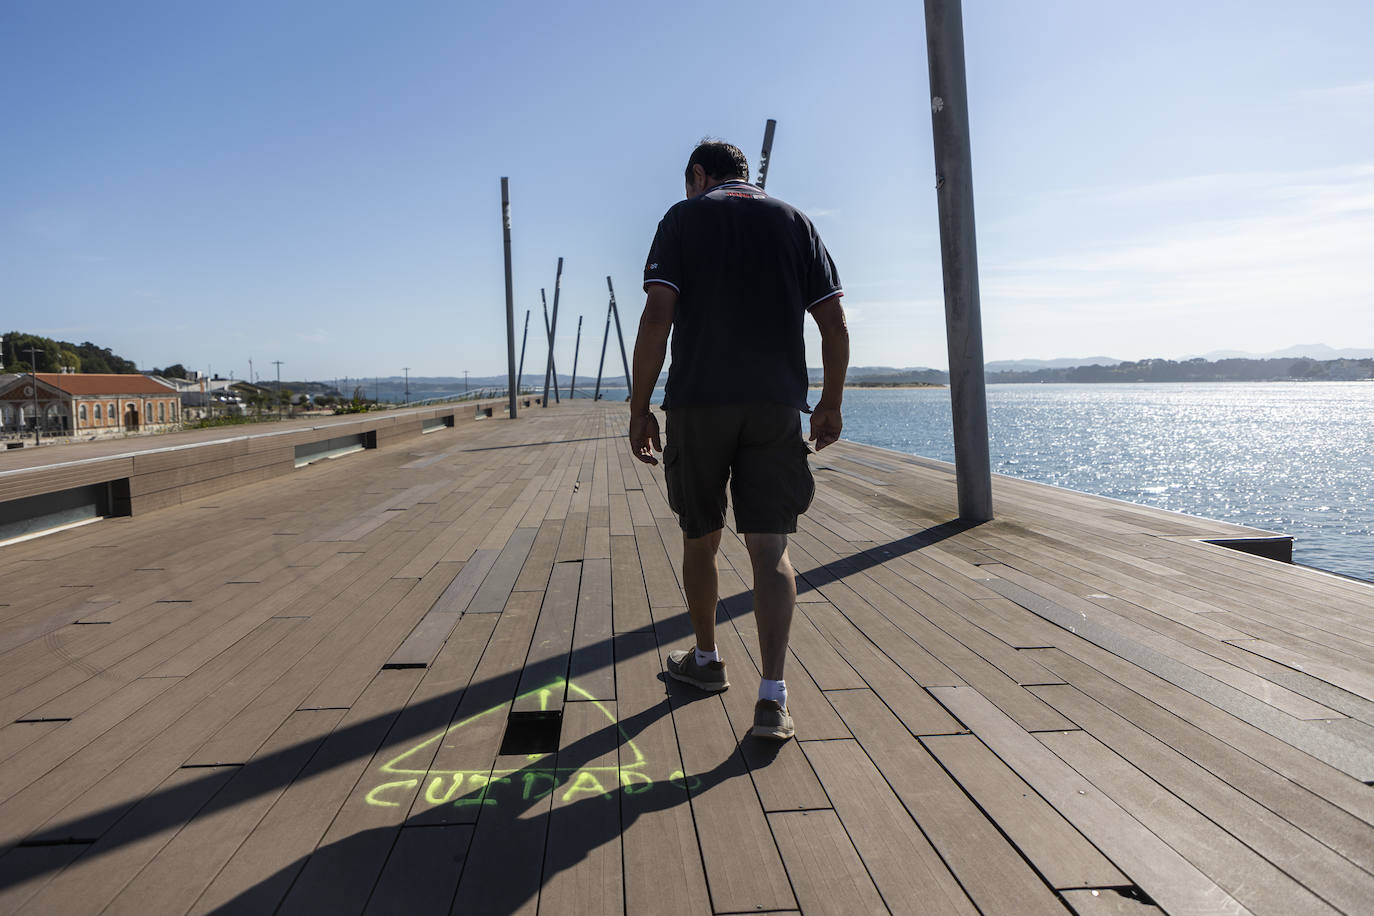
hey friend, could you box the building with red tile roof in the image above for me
[0,372,180,438]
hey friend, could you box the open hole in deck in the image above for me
[1203,535,1293,564]
[500,711,562,755]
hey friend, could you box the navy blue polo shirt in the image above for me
[643,180,842,410]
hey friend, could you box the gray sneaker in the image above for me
[665,649,729,692]
[751,699,795,741]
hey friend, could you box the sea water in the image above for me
[839,382,1374,582]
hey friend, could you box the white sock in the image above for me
[759,679,787,707]
[695,646,721,665]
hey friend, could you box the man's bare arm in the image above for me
[627,283,676,464]
[809,296,849,450]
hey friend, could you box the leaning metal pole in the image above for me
[501,178,518,419]
[542,258,564,407]
[541,290,560,406]
[607,276,633,402]
[925,0,992,521]
[756,118,777,190]
[569,316,583,399]
[516,310,530,394]
[592,298,613,401]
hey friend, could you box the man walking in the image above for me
[628,139,849,740]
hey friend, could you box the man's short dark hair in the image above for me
[686,139,749,183]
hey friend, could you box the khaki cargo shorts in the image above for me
[662,404,815,539]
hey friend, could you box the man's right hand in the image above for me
[809,406,842,450]
[629,412,663,464]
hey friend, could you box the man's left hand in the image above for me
[629,412,662,464]
[809,406,842,451]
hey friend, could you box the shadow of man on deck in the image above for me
[0,517,977,911]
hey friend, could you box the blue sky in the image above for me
[4,0,1371,381]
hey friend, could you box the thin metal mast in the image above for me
[541,288,561,406]
[542,258,564,407]
[516,309,530,394]
[607,276,632,402]
[593,297,613,401]
[569,316,583,399]
[756,118,777,189]
[501,178,518,419]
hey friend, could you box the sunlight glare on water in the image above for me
[838,382,1374,582]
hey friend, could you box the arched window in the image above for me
[94,403,102,422]
[79,404,88,423]
[159,401,166,423]
[108,402,116,425]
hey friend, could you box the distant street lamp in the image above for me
[23,346,43,445]
[464,370,469,393]
[403,367,411,404]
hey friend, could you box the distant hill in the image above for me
[984,356,1122,372]
[4,330,139,374]
[1187,344,1374,361]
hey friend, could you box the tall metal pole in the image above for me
[542,258,564,407]
[403,367,410,404]
[568,316,583,399]
[23,345,43,444]
[607,276,633,402]
[925,0,992,522]
[540,290,561,406]
[273,360,284,418]
[593,298,613,401]
[516,309,530,394]
[501,177,519,419]
[756,118,777,189]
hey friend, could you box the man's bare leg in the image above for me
[682,530,723,653]
[744,533,795,681]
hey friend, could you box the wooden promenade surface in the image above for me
[1,401,1371,915]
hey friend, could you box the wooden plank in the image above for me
[633,525,684,609]
[713,626,832,812]
[0,843,88,913]
[802,738,977,916]
[609,534,652,634]
[982,575,1374,780]
[406,591,542,827]
[512,562,581,716]
[18,764,237,915]
[556,510,589,563]
[513,519,563,593]
[1,616,304,849]
[826,688,1066,915]
[921,733,1128,890]
[664,672,795,913]
[362,824,473,915]
[1029,682,1374,914]
[538,700,624,916]
[446,752,553,916]
[928,684,1251,916]
[1039,729,1337,915]
[568,558,614,700]
[1027,647,1374,874]
[384,552,494,668]
[767,809,889,916]
[613,632,710,916]
[467,527,538,614]
[101,708,346,916]
[188,669,424,915]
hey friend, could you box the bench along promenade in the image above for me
[0,399,1371,914]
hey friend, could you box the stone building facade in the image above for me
[0,373,180,438]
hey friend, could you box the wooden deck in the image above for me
[1,401,1371,915]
